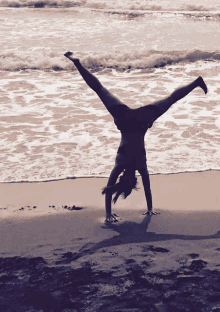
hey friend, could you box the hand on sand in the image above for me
[142,210,160,216]
[64,52,79,62]
[105,213,120,223]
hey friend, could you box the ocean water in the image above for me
[1,0,220,182]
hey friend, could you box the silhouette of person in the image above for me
[64,52,207,223]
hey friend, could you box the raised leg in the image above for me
[64,52,103,93]
[152,76,208,120]
[64,52,129,118]
[105,164,124,222]
[134,77,207,129]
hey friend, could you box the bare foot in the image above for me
[64,52,79,63]
[105,213,120,223]
[198,76,208,94]
[142,210,160,216]
[64,51,73,58]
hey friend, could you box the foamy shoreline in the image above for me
[1,60,220,182]
[0,168,218,183]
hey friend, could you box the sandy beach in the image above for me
[1,1,220,311]
[0,170,220,311]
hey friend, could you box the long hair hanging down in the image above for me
[102,168,138,204]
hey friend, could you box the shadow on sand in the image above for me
[57,215,220,263]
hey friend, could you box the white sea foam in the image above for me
[1,5,220,182]
[1,61,220,182]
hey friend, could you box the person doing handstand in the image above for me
[64,52,207,223]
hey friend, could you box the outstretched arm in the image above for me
[138,167,160,216]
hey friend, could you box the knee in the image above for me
[107,165,124,186]
[96,85,106,97]
[169,92,179,104]
[97,83,104,93]
[138,167,149,176]
[114,163,124,173]
[138,168,151,184]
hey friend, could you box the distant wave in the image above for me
[1,50,220,71]
[0,0,219,13]
[103,10,220,21]
[0,0,85,8]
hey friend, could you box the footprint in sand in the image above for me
[125,259,136,264]
[188,253,200,259]
[55,251,79,265]
[189,259,208,271]
[141,245,170,253]
[53,248,64,255]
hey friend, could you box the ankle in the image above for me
[197,76,202,84]
[72,59,80,67]
[197,76,208,94]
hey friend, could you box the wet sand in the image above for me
[1,171,220,311]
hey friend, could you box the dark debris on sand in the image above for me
[62,205,83,211]
[1,252,220,312]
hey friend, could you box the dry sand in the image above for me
[1,170,220,311]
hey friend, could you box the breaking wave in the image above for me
[0,0,85,8]
[1,49,220,71]
[0,0,220,12]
